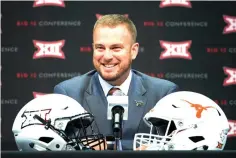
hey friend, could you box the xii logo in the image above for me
[159,0,192,8]
[33,40,65,59]
[159,40,192,60]
[223,15,236,34]
[223,67,236,86]
[33,0,65,7]
[228,120,236,137]
[21,109,52,129]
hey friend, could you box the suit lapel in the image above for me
[122,72,147,139]
[83,73,113,135]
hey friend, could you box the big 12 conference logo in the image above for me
[33,0,65,7]
[159,0,192,8]
[228,120,236,137]
[223,67,236,86]
[21,108,51,129]
[33,40,65,59]
[223,15,236,34]
[159,40,192,60]
[95,14,129,20]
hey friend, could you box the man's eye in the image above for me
[112,47,121,51]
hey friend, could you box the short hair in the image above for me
[93,14,137,43]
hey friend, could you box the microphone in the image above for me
[112,105,124,133]
[107,96,128,150]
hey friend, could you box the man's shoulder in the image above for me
[132,69,179,106]
[55,70,96,88]
[132,69,178,88]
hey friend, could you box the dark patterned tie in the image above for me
[107,87,125,96]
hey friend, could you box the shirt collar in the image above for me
[98,70,132,96]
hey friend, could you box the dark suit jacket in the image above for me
[53,69,179,150]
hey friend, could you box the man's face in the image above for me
[93,24,139,85]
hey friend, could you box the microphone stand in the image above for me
[114,131,121,150]
[112,106,124,151]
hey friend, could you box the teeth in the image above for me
[104,65,115,68]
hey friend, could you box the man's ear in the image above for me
[131,43,139,60]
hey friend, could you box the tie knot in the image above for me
[107,87,124,96]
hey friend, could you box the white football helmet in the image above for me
[133,91,230,151]
[12,94,106,151]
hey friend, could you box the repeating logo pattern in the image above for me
[1,1,236,150]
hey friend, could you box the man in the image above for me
[53,14,179,150]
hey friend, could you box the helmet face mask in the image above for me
[134,91,230,151]
[12,94,106,151]
[61,112,106,150]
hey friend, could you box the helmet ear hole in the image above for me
[38,137,54,143]
[189,136,205,143]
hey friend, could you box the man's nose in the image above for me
[103,49,113,60]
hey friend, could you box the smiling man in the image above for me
[53,14,179,150]
[92,16,139,86]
